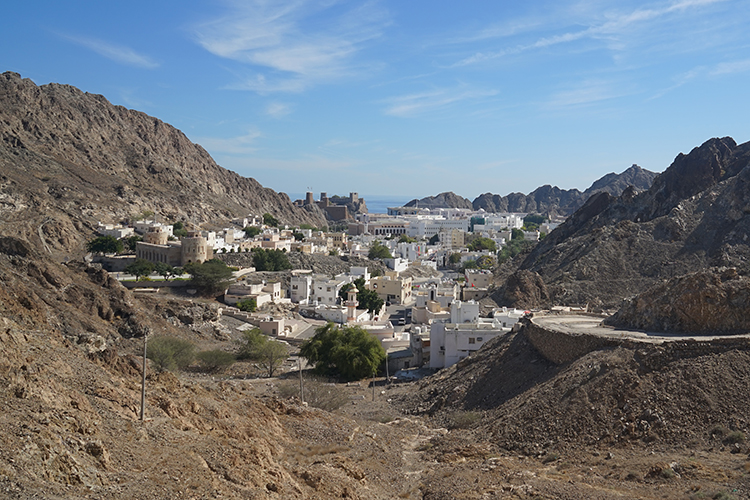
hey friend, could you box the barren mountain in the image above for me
[405,191,473,210]
[518,137,750,307]
[0,72,325,259]
[406,165,657,216]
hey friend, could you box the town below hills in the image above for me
[2,71,750,498]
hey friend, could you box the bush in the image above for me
[196,350,236,373]
[725,430,746,444]
[236,328,288,377]
[236,298,257,312]
[147,336,196,372]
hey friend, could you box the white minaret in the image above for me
[344,284,359,323]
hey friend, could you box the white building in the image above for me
[97,223,134,239]
[429,301,526,369]
[290,273,313,304]
[312,275,352,305]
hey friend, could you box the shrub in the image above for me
[236,298,257,312]
[725,430,745,444]
[147,336,195,372]
[196,350,236,373]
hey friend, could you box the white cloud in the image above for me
[651,57,750,98]
[60,34,159,69]
[266,102,292,118]
[546,79,632,108]
[383,87,498,118]
[453,0,730,67]
[193,130,262,155]
[194,0,389,92]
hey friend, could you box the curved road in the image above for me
[531,312,750,344]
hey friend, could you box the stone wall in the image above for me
[521,314,750,365]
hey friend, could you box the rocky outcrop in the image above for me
[0,72,325,257]
[605,267,750,334]
[515,137,750,307]
[405,191,473,210]
[496,270,550,309]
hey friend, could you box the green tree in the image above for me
[262,213,279,227]
[147,336,196,372]
[122,235,142,253]
[300,323,386,381]
[184,259,234,295]
[497,239,535,264]
[87,235,124,255]
[196,350,236,373]
[171,221,189,238]
[511,228,525,241]
[476,255,495,269]
[154,262,177,281]
[523,214,546,230]
[338,278,383,315]
[243,226,261,238]
[236,328,288,378]
[398,235,416,243]
[236,298,257,312]
[292,231,304,241]
[251,248,291,271]
[468,237,497,252]
[448,252,462,265]
[125,258,155,280]
[368,241,393,260]
[428,233,440,245]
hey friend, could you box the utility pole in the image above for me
[298,357,304,403]
[140,333,147,422]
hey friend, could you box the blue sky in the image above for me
[3,1,750,200]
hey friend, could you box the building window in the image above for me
[468,338,476,344]
[477,337,483,342]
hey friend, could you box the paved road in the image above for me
[531,313,750,343]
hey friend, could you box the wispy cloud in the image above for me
[546,79,633,108]
[194,0,390,92]
[194,130,262,155]
[59,34,159,69]
[453,0,729,67]
[266,102,292,118]
[383,86,498,117]
[651,57,750,98]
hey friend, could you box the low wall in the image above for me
[120,280,187,288]
[523,313,750,365]
[523,317,625,364]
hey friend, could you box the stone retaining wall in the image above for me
[522,314,750,365]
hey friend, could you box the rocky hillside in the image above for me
[604,267,750,334]
[0,72,325,258]
[404,191,473,210]
[519,137,750,307]
[406,165,657,216]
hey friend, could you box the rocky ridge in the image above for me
[406,165,657,216]
[519,137,750,307]
[0,72,325,259]
[605,267,750,333]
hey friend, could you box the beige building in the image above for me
[135,229,213,268]
[368,273,413,305]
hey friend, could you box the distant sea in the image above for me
[285,193,412,214]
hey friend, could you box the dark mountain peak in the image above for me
[405,191,473,209]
